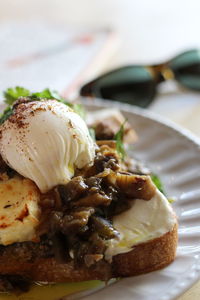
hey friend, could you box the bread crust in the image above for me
[0,257,112,282]
[32,258,112,282]
[112,222,178,277]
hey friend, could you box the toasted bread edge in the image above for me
[112,222,178,277]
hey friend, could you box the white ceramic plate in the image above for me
[77,99,200,300]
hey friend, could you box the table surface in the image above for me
[0,0,200,299]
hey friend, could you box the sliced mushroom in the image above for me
[73,192,111,207]
[90,215,119,239]
[87,108,138,143]
[107,171,156,200]
[50,207,95,235]
[96,140,117,149]
[58,176,88,203]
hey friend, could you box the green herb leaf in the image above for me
[114,121,126,160]
[151,173,165,194]
[89,128,96,141]
[168,197,175,204]
[4,87,30,105]
[0,107,13,125]
[1,87,86,125]
[31,88,63,101]
[72,103,86,120]
[31,89,86,118]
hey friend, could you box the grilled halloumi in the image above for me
[0,176,41,245]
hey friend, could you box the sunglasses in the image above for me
[80,49,200,108]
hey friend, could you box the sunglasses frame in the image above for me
[80,49,200,106]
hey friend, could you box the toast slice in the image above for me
[0,222,177,282]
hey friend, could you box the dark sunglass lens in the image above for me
[170,49,200,90]
[85,66,156,108]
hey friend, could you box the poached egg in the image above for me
[0,99,95,193]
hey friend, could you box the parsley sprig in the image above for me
[151,173,175,204]
[151,173,165,194]
[0,87,86,124]
[0,107,13,125]
[114,120,127,160]
[4,87,30,105]
[88,128,96,141]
